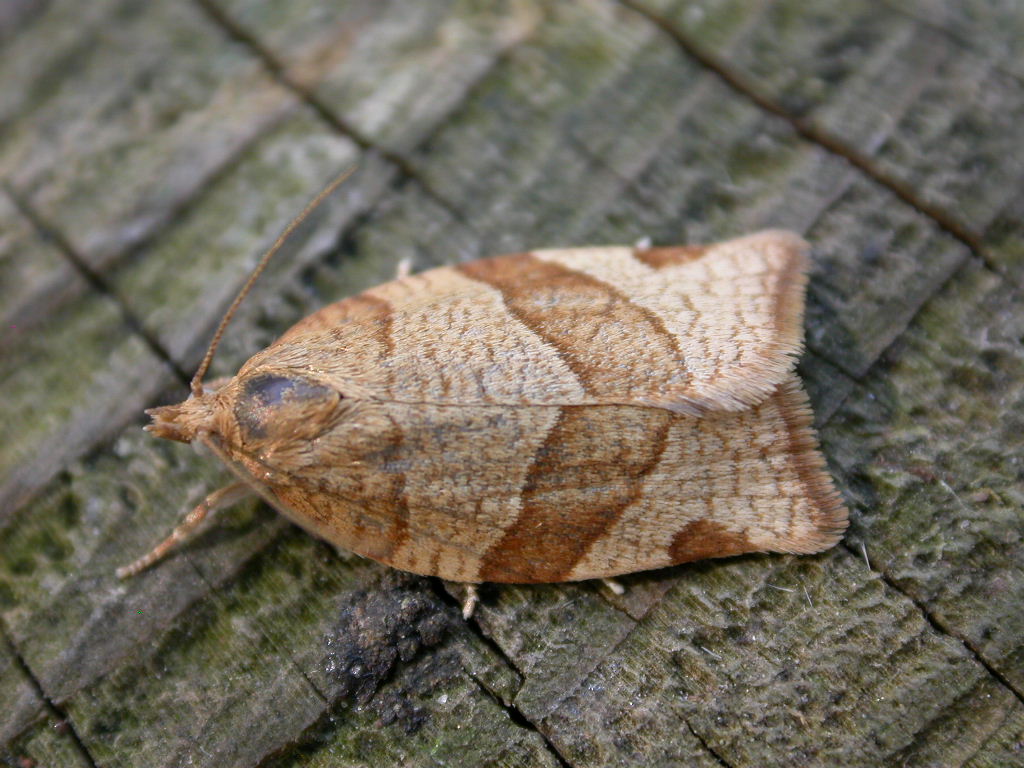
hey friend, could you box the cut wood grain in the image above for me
[2,0,1022,766]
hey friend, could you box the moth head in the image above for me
[146,372,345,452]
[146,394,221,444]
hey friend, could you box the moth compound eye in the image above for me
[243,374,326,408]
[234,373,341,444]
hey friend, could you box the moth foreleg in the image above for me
[116,481,253,578]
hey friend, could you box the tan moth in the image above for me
[120,170,848,615]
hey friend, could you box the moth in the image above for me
[120,173,848,617]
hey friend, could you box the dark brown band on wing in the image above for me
[479,405,674,583]
[632,245,709,269]
[774,380,848,550]
[368,413,412,561]
[668,519,753,564]
[457,253,688,399]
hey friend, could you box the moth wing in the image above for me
[523,229,811,412]
[214,375,845,584]
[267,230,809,414]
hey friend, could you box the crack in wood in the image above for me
[306,575,578,766]
[1,621,100,768]
[429,578,528,682]
[0,109,300,357]
[841,539,1024,707]
[465,674,575,768]
[426,579,587,766]
[2,182,191,385]
[189,0,535,232]
[615,0,994,267]
[686,720,736,768]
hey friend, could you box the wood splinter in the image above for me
[119,169,848,618]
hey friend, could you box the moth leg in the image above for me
[461,584,480,620]
[395,257,413,280]
[602,578,625,596]
[116,481,252,578]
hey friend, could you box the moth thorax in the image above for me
[232,372,342,447]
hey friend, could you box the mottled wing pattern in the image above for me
[264,230,809,414]
[237,375,846,583]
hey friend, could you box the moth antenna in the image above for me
[190,165,357,396]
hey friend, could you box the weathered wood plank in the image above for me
[824,261,1024,693]
[0,634,44,746]
[0,0,297,272]
[1,0,1022,766]
[0,194,174,516]
[631,0,1024,277]
[207,0,542,154]
[890,0,1024,80]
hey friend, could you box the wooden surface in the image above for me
[1,1,1022,766]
